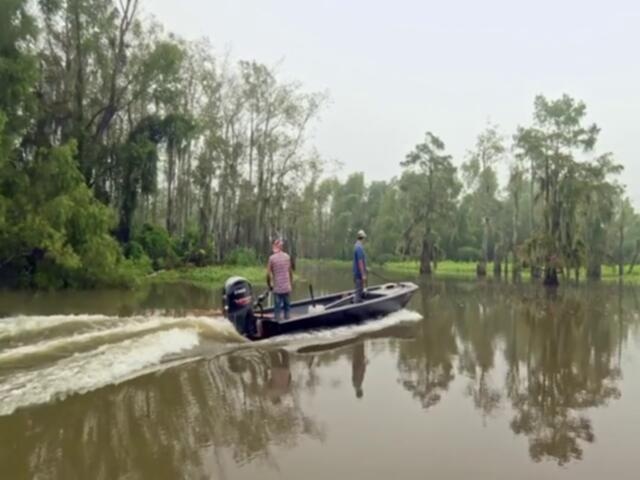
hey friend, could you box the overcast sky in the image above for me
[146,0,639,206]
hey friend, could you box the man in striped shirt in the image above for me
[267,239,293,320]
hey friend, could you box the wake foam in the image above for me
[254,308,423,351]
[0,314,115,341]
[0,328,200,416]
[0,315,243,365]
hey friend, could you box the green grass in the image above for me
[598,265,640,284]
[384,260,640,284]
[298,258,640,284]
[145,259,640,289]
[384,260,478,276]
[147,265,267,289]
[297,258,352,269]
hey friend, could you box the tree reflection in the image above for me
[396,280,634,465]
[0,347,324,479]
[455,282,506,419]
[396,281,458,409]
[505,288,622,465]
[351,342,367,399]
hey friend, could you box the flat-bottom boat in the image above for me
[222,276,418,340]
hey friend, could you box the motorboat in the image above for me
[222,276,418,340]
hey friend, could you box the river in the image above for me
[1,265,639,479]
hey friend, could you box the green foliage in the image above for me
[150,265,266,289]
[124,240,146,260]
[174,226,214,267]
[457,246,482,262]
[0,142,134,288]
[0,0,37,140]
[133,223,178,270]
[1,0,639,290]
[225,247,259,266]
[514,94,622,282]
[400,132,461,273]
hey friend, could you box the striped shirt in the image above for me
[268,251,292,294]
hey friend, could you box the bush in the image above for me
[134,223,178,270]
[225,246,259,266]
[0,142,146,289]
[373,252,399,266]
[457,246,481,262]
[175,227,214,267]
[124,240,146,260]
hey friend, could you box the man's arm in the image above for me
[266,259,273,290]
[358,259,367,287]
[358,247,368,288]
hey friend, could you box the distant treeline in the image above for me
[1,0,638,288]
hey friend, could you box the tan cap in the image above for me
[357,229,367,239]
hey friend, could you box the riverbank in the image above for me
[384,260,640,283]
[146,265,268,289]
[297,259,640,284]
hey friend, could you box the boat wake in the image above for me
[0,308,421,416]
[252,309,423,352]
[0,313,243,416]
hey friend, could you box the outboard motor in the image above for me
[223,276,257,337]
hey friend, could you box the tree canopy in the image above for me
[0,0,638,288]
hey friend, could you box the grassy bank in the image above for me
[144,259,640,289]
[298,258,481,277]
[147,265,267,289]
[387,261,640,284]
[298,258,640,284]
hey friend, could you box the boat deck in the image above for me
[255,283,408,320]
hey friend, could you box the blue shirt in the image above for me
[353,241,367,279]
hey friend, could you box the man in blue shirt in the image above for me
[353,230,368,302]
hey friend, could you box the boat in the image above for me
[222,276,418,340]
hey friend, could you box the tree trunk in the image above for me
[493,242,502,277]
[618,221,624,277]
[629,240,639,274]
[419,235,432,275]
[511,187,521,280]
[587,261,602,280]
[476,262,487,276]
[71,0,86,177]
[529,159,535,235]
[477,217,490,277]
[531,265,542,279]
[166,147,176,234]
[543,266,559,286]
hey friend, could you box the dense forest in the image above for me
[1,0,639,288]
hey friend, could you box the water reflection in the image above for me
[505,287,622,465]
[0,348,324,479]
[397,282,457,409]
[397,280,634,465]
[1,274,639,478]
[351,342,367,399]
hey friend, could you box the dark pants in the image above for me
[274,292,291,320]
[354,278,365,303]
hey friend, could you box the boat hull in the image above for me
[253,282,418,339]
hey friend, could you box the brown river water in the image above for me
[1,265,639,480]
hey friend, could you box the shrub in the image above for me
[225,246,259,266]
[457,246,481,262]
[134,223,178,270]
[124,240,146,260]
[175,227,214,267]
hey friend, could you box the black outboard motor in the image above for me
[223,276,257,337]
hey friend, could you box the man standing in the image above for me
[353,230,368,302]
[267,239,293,320]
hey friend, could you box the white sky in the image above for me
[145,0,640,206]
